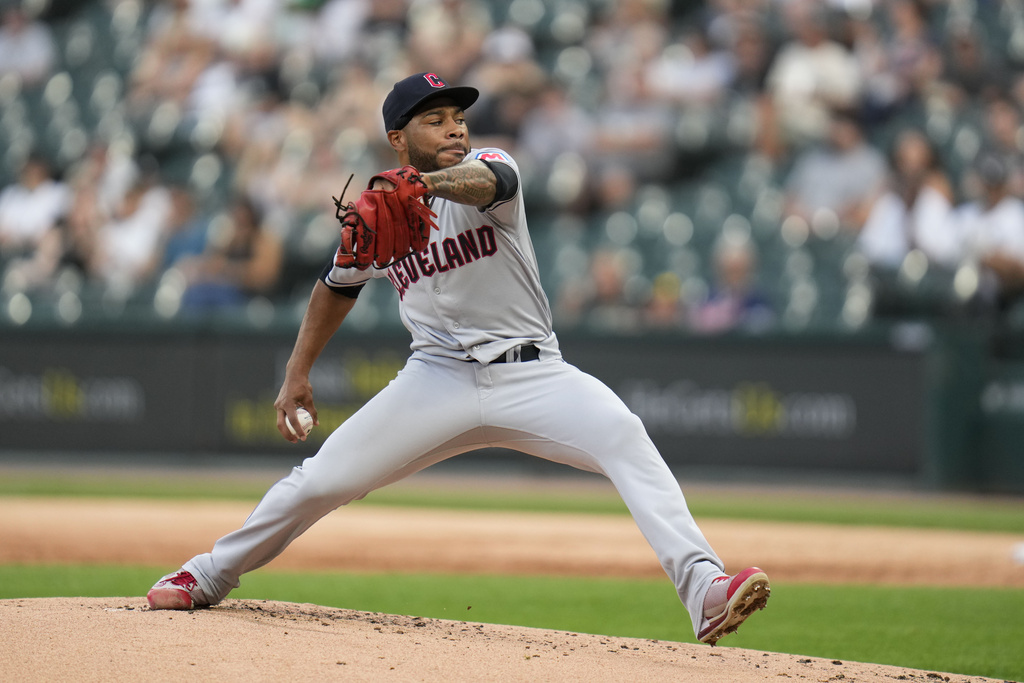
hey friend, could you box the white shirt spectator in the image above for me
[186,0,278,54]
[766,4,862,146]
[0,175,69,253]
[645,32,735,105]
[93,185,173,289]
[518,85,594,172]
[957,195,1024,263]
[858,186,959,268]
[187,59,240,122]
[309,0,370,65]
[0,7,56,86]
[954,193,1024,302]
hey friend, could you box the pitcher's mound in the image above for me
[0,598,1000,682]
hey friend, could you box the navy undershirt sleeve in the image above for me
[318,261,366,299]
[480,159,518,206]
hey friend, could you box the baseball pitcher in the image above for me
[147,72,769,646]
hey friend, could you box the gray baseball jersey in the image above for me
[322,148,558,363]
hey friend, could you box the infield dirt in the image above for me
[1,476,1022,681]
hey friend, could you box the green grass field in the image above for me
[2,468,1023,681]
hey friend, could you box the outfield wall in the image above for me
[0,324,1018,492]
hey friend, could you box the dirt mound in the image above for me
[0,598,1004,682]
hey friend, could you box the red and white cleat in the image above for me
[698,567,770,646]
[146,569,209,610]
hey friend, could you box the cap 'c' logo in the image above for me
[424,73,446,88]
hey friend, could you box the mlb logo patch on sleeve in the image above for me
[476,151,511,163]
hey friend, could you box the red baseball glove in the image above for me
[332,166,438,270]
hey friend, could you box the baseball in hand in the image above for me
[286,407,314,437]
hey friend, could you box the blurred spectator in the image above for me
[851,0,937,123]
[858,128,958,268]
[65,142,141,220]
[262,62,391,217]
[722,13,784,161]
[87,176,174,291]
[518,81,594,165]
[232,99,325,227]
[955,152,1024,311]
[61,185,104,281]
[644,271,686,328]
[703,0,765,48]
[463,25,546,151]
[765,2,863,148]
[942,21,1010,107]
[690,235,773,334]
[645,24,734,106]
[586,0,672,200]
[406,0,492,82]
[587,0,670,75]
[364,0,407,26]
[201,0,279,73]
[722,11,773,96]
[783,110,887,234]
[220,72,288,161]
[289,139,365,217]
[556,246,642,331]
[57,144,143,282]
[591,59,675,211]
[129,0,218,116]
[129,0,259,130]
[185,50,243,126]
[315,61,389,150]
[0,154,69,257]
[231,80,317,221]
[981,96,1024,198]
[0,226,63,293]
[0,4,56,87]
[0,154,69,291]
[307,0,372,67]
[160,185,210,270]
[520,81,593,200]
[179,196,283,309]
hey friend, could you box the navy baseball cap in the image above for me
[382,72,479,132]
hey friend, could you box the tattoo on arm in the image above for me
[423,161,496,207]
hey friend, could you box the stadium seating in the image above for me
[2,0,1022,338]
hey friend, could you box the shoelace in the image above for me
[165,572,198,590]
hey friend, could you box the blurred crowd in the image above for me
[2,0,1024,333]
